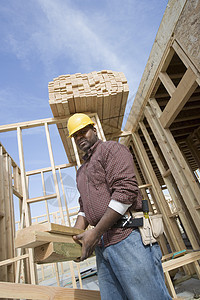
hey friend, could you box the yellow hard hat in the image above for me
[67,113,94,137]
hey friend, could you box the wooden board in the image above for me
[162,251,200,273]
[48,70,129,163]
[0,282,101,300]
[15,223,84,248]
[34,241,82,264]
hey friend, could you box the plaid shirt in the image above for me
[76,140,142,247]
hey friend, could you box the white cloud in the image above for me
[1,0,168,126]
[0,87,48,124]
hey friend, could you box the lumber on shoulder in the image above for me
[34,241,82,264]
[0,282,101,300]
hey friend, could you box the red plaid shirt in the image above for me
[77,140,142,247]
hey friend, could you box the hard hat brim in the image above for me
[68,122,94,138]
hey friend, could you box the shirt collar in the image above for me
[82,139,103,161]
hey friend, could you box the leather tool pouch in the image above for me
[132,212,164,245]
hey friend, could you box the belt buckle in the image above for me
[122,216,132,227]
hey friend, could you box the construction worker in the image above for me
[68,113,172,300]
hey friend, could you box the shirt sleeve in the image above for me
[108,199,132,215]
[78,196,85,213]
[102,142,142,210]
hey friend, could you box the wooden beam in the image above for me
[34,241,82,264]
[163,251,200,273]
[0,211,5,218]
[0,147,7,281]
[146,100,200,240]
[15,230,80,249]
[106,130,132,139]
[162,169,171,178]
[27,193,57,204]
[26,162,76,176]
[0,112,98,133]
[172,40,200,79]
[0,254,29,267]
[0,116,68,133]
[138,183,152,189]
[71,137,81,168]
[44,123,65,224]
[15,222,84,238]
[159,67,198,128]
[12,186,23,200]
[0,282,101,300]
[124,0,187,134]
[16,127,37,284]
[158,72,176,96]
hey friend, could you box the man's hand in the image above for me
[73,207,122,262]
[73,228,101,262]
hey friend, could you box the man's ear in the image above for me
[93,127,97,136]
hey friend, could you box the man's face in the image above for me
[72,125,98,153]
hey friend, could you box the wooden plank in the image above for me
[124,0,187,133]
[158,72,176,96]
[0,282,101,300]
[16,127,37,284]
[148,99,200,211]
[27,193,57,204]
[94,113,106,141]
[34,241,82,264]
[165,271,177,298]
[172,39,200,78]
[138,183,152,189]
[132,132,187,252]
[186,135,200,168]
[159,67,198,128]
[0,254,29,267]
[12,186,23,199]
[71,137,81,168]
[16,222,84,237]
[4,154,15,282]
[44,123,65,224]
[0,147,7,281]
[26,162,76,176]
[0,116,71,133]
[41,171,50,223]
[58,168,71,226]
[163,251,200,272]
[15,231,78,249]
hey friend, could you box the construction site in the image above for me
[0,0,200,299]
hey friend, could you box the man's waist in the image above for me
[112,212,143,228]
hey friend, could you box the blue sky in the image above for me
[0,0,168,221]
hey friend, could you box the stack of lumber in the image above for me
[15,223,83,264]
[48,70,129,163]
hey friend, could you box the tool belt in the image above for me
[113,212,164,246]
[113,215,143,228]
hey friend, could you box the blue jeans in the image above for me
[95,229,172,300]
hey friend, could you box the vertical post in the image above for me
[0,146,7,282]
[41,171,50,223]
[93,113,106,141]
[44,122,65,224]
[71,137,81,168]
[58,168,71,226]
[16,127,37,284]
[4,154,15,282]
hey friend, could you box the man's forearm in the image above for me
[94,207,122,238]
[74,215,89,230]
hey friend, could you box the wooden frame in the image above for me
[0,282,101,300]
